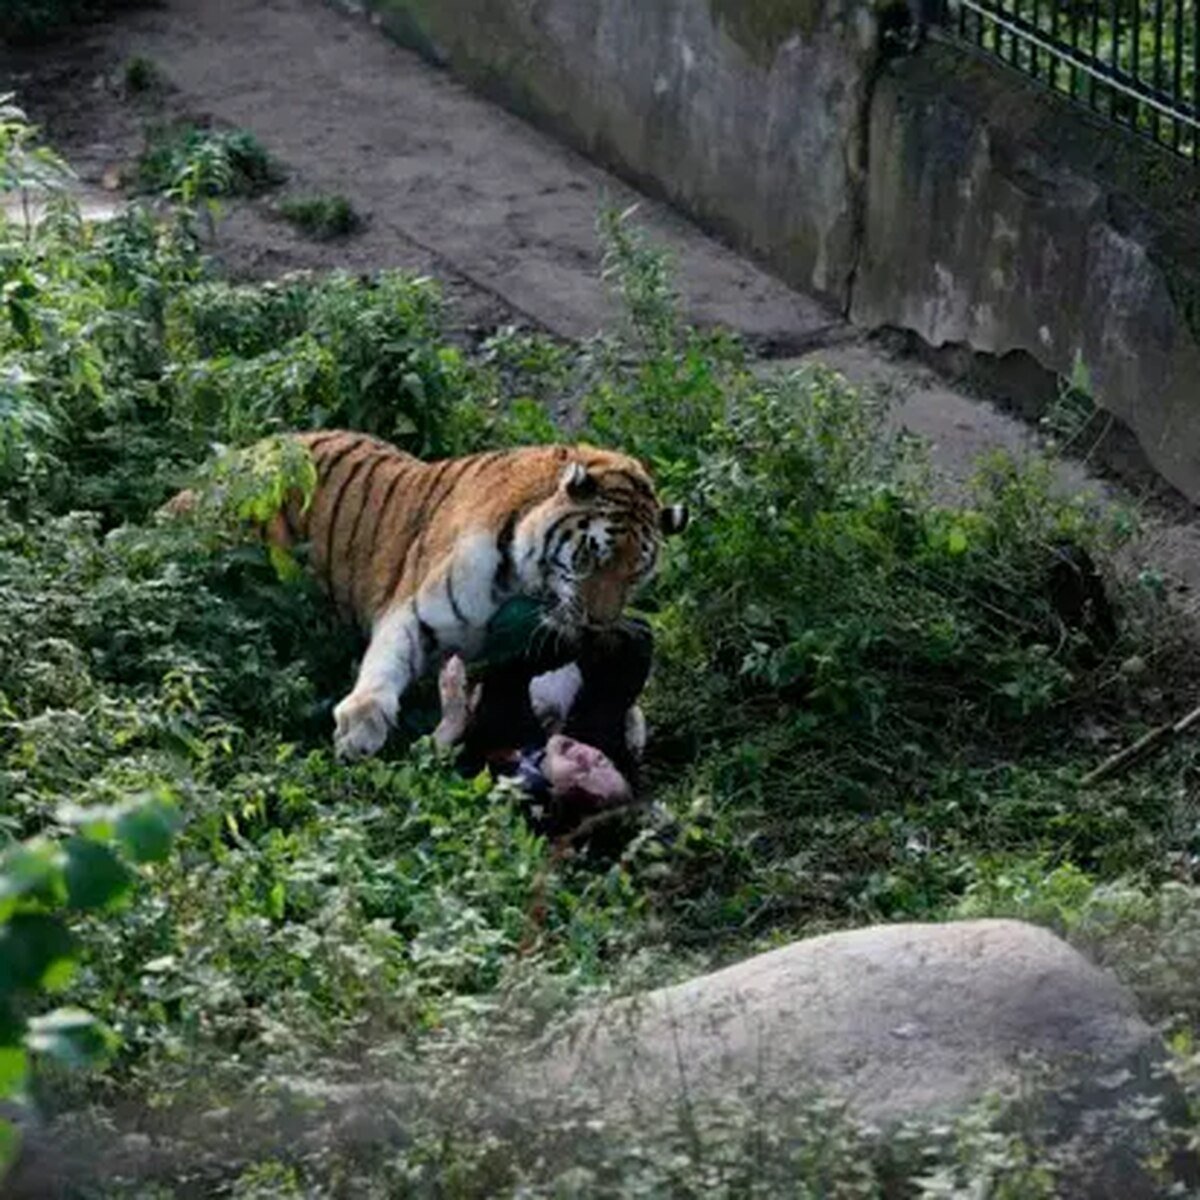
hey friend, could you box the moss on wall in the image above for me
[369,0,441,61]
[708,0,824,65]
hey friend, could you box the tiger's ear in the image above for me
[560,461,598,500]
[660,503,689,536]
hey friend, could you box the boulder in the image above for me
[9,921,1178,1197]
[527,919,1157,1126]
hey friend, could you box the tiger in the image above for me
[243,430,688,761]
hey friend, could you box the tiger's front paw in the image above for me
[333,689,395,762]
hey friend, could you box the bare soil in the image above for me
[1,0,840,347]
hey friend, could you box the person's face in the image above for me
[541,734,632,806]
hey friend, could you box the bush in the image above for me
[0,130,474,523]
[3,111,1199,1194]
[0,793,180,1174]
[137,124,285,200]
[277,193,362,240]
[123,56,165,97]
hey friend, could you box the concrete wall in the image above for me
[371,0,1200,500]
[370,0,881,312]
[852,43,1200,500]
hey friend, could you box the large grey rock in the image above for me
[8,922,1174,1197]
[525,919,1157,1126]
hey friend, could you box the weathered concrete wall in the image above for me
[368,0,1200,499]
[370,0,881,311]
[853,43,1200,500]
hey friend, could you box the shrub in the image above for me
[3,112,1199,1195]
[277,193,362,240]
[123,56,164,97]
[137,124,285,200]
[0,794,180,1173]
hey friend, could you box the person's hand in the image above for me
[541,734,632,806]
[433,655,481,748]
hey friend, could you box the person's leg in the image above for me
[561,618,654,780]
[457,658,543,774]
[451,619,653,782]
[457,629,582,772]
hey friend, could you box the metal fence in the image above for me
[934,1,1200,161]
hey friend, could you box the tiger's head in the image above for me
[515,447,688,636]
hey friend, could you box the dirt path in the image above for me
[5,0,1200,595]
[3,0,840,348]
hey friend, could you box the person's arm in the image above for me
[432,655,481,750]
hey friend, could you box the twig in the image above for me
[1080,699,1200,787]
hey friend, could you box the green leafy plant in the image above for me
[0,795,179,1175]
[123,56,165,96]
[137,124,285,201]
[277,193,362,240]
[0,95,73,202]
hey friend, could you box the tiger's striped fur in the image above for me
[264,430,686,760]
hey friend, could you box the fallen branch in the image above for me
[1080,701,1200,787]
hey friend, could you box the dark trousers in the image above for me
[460,617,654,781]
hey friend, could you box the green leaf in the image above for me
[115,798,180,865]
[0,840,65,921]
[0,914,75,996]
[947,527,969,555]
[54,802,119,840]
[24,1008,115,1070]
[62,837,132,911]
[0,1117,20,1178]
[0,1045,27,1100]
[392,411,419,437]
[267,542,304,584]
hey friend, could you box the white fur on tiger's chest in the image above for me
[416,530,505,643]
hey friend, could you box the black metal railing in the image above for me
[934,1,1200,161]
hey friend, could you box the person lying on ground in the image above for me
[432,613,654,837]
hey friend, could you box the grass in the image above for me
[277,193,362,240]
[2,100,1200,1194]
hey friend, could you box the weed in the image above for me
[277,193,361,240]
[0,793,181,1172]
[0,95,73,198]
[1042,351,1107,457]
[137,124,285,200]
[123,56,164,97]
